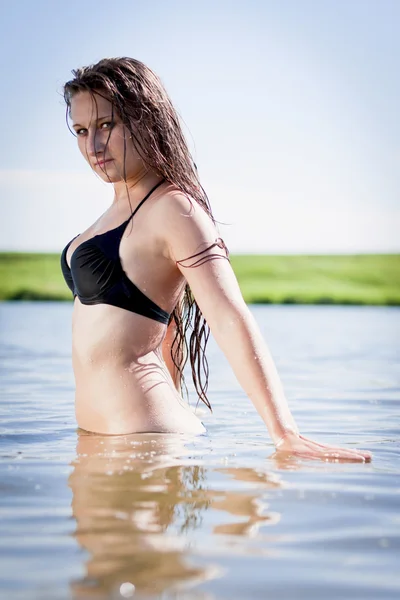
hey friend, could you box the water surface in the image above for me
[0,302,399,599]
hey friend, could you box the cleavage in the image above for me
[66,217,130,269]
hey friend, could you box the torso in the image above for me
[62,181,206,435]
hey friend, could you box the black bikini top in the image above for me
[60,179,170,324]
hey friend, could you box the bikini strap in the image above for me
[126,178,166,223]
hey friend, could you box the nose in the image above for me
[85,129,107,161]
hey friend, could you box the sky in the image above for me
[0,0,399,254]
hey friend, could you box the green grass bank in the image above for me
[0,252,399,305]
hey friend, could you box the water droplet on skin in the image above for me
[120,582,136,597]
[115,511,129,520]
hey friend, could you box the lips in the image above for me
[96,159,113,167]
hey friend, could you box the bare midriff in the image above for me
[71,301,206,436]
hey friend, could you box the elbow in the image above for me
[209,298,253,340]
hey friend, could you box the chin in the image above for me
[96,171,123,182]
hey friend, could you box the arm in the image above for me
[161,194,371,462]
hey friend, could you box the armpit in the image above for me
[176,238,230,268]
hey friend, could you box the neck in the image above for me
[112,169,163,206]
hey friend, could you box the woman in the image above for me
[60,57,371,462]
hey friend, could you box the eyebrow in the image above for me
[72,115,113,128]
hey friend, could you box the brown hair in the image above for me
[63,57,228,411]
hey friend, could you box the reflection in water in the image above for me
[212,467,281,537]
[68,430,283,599]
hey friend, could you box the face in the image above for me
[70,91,145,182]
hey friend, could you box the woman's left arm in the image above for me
[161,194,372,462]
[162,317,182,393]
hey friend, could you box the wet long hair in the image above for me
[63,57,228,411]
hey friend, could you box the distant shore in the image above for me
[0,252,399,305]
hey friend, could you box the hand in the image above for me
[272,431,372,463]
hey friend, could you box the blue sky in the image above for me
[0,0,399,253]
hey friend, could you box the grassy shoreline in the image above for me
[0,252,399,305]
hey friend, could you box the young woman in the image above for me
[60,57,371,462]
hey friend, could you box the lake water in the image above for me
[0,302,399,600]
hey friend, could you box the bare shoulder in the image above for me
[152,184,242,321]
[155,184,213,228]
[153,183,225,261]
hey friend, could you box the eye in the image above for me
[75,122,113,136]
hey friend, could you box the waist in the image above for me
[73,356,204,436]
[73,345,168,382]
[71,302,167,365]
[69,303,206,435]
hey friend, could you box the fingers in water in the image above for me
[279,448,370,463]
[299,436,372,462]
